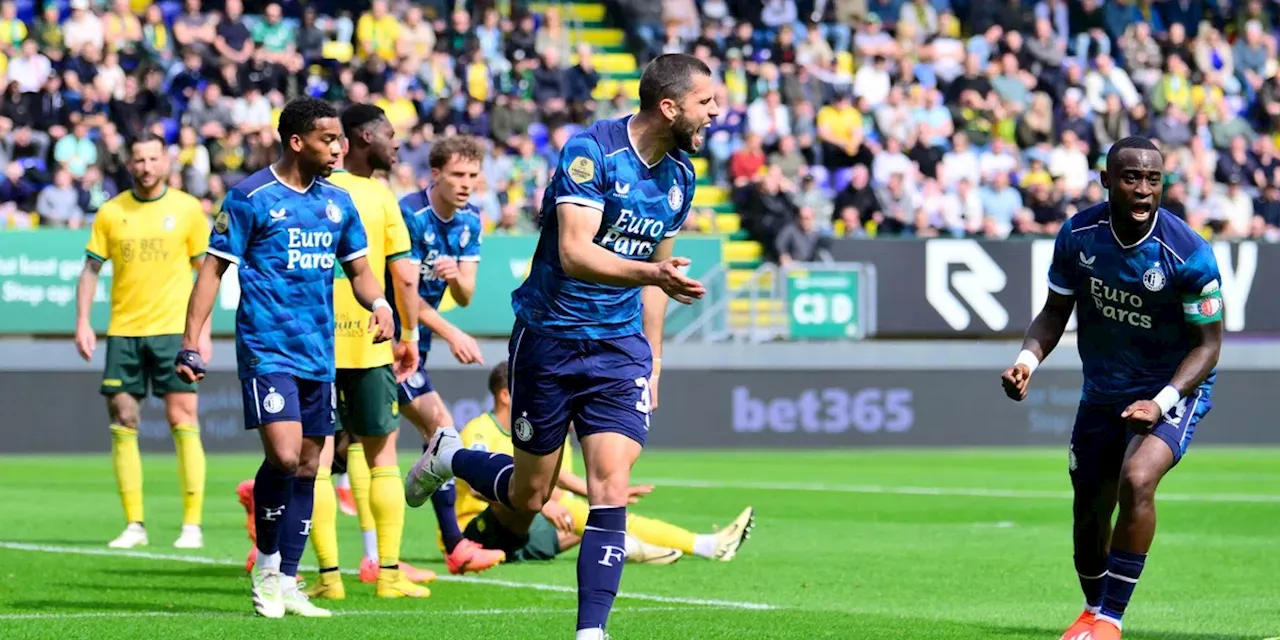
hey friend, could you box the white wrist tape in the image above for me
[401,328,420,342]
[1152,385,1181,416]
[372,298,392,312]
[1014,349,1040,374]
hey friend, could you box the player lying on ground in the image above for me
[395,135,507,575]
[405,53,716,640]
[1001,136,1224,640]
[239,103,433,600]
[75,133,210,550]
[448,362,754,565]
[177,96,395,619]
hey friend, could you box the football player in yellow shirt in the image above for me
[454,362,755,565]
[74,133,211,550]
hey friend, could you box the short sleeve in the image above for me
[400,201,425,264]
[186,200,211,259]
[207,190,255,266]
[85,207,112,262]
[384,193,412,262]
[336,196,369,264]
[1046,220,1078,296]
[552,136,607,211]
[1178,244,1224,325]
[460,216,483,262]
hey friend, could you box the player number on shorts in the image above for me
[634,377,652,430]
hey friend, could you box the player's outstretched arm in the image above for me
[1002,290,1075,401]
[415,297,483,365]
[341,256,395,343]
[74,257,104,361]
[558,204,705,303]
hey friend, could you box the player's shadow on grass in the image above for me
[984,623,1254,640]
[9,599,228,614]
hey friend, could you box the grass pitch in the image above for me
[1,448,1277,639]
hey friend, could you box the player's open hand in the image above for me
[447,329,484,365]
[369,307,395,343]
[542,499,575,534]
[626,484,654,504]
[1001,364,1032,401]
[392,341,419,383]
[1121,400,1162,434]
[74,322,96,362]
[433,256,460,282]
[654,257,706,305]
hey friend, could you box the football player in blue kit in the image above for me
[176,97,396,619]
[1001,137,1224,640]
[404,53,717,639]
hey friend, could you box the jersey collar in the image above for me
[1107,205,1159,250]
[488,412,510,437]
[130,186,167,203]
[270,165,315,194]
[625,114,663,169]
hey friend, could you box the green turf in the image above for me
[1,448,1278,639]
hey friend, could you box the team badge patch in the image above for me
[1198,295,1222,318]
[668,184,683,211]
[326,200,342,224]
[460,228,471,248]
[163,215,176,231]
[214,210,230,234]
[514,414,533,442]
[408,371,425,389]
[263,388,285,414]
[568,157,595,184]
[1142,266,1166,292]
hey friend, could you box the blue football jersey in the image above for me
[398,189,483,355]
[207,167,368,382]
[1048,204,1224,404]
[513,115,696,340]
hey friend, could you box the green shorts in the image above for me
[101,335,197,398]
[335,365,400,437]
[464,507,561,562]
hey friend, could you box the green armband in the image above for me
[1182,284,1223,324]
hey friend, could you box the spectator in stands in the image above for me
[36,167,81,227]
[775,206,831,266]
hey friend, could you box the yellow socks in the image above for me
[348,443,376,535]
[370,465,404,568]
[626,513,698,555]
[311,466,340,570]
[110,424,144,524]
[170,424,205,526]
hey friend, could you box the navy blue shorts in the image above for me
[241,372,336,438]
[397,357,436,405]
[1068,386,1211,487]
[507,322,653,456]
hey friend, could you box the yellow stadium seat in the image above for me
[322,41,354,63]
[576,28,626,48]
[592,79,641,100]
[836,51,854,75]
[714,213,740,234]
[692,185,728,207]
[570,52,636,74]
[529,2,606,22]
[725,240,763,263]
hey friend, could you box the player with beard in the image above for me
[1002,137,1224,640]
[404,53,718,639]
[177,97,395,618]
[76,133,211,551]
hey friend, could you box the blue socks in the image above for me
[577,506,627,633]
[433,479,465,553]
[1074,553,1106,610]
[253,461,294,557]
[449,448,515,510]
[1099,548,1147,626]
[279,476,315,578]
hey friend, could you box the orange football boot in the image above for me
[1059,609,1097,640]
[358,557,438,583]
[1091,619,1122,640]
[446,539,507,575]
[237,480,258,572]
[336,485,357,516]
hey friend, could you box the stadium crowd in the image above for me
[0,0,1278,255]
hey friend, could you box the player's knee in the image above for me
[264,449,301,474]
[164,399,198,427]
[586,469,633,507]
[108,399,140,429]
[510,485,553,515]
[1119,463,1160,503]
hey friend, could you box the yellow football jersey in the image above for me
[456,412,575,529]
[327,170,412,370]
[85,188,208,337]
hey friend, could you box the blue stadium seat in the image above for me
[528,121,548,151]
[831,167,854,192]
[158,0,182,26]
[161,118,180,144]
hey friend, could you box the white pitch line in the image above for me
[0,542,775,611]
[641,478,1280,504]
[0,606,694,621]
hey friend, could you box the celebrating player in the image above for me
[396,135,506,575]
[176,97,395,619]
[75,133,211,550]
[304,103,430,599]
[405,53,716,639]
[1001,137,1223,640]
[456,362,753,566]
